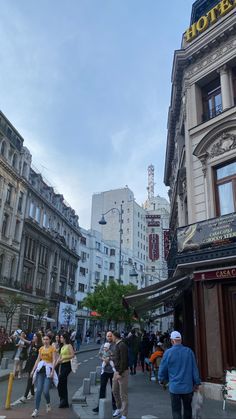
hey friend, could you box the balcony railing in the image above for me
[36,288,46,297]
[51,291,59,300]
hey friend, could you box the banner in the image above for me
[58,302,77,326]
[177,212,236,253]
[149,234,159,261]
[146,214,160,227]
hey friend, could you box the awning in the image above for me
[123,275,191,316]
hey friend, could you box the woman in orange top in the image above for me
[30,335,56,418]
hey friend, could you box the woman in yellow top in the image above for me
[56,333,75,408]
[30,335,56,418]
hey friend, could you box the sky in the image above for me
[0,0,194,228]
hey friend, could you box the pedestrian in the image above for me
[112,331,129,419]
[0,326,9,364]
[30,334,57,417]
[126,329,140,375]
[158,331,201,419]
[20,333,43,402]
[139,331,151,373]
[56,333,74,408]
[70,329,76,349]
[12,331,29,379]
[92,331,117,414]
[86,328,91,344]
[75,329,82,351]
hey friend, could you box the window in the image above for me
[215,161,236,215]
[95,271,100,281]
[79,267,86,276]
[109,262,115,270]
[104,260,108,269]
[0,141,6,157]
[104,275,107,282]
[29,202,35,218]
[2,213,9,237]
[104,246,108,255]
[81,236,86,245]
[78,283,85,292]
[39,245,48,267]
[14,220,20,241]
[151,266,155,272]
[18,192,24,212]
[12,153,17,169]
[35,206,41,223]
[24,236,36,261]
[81,251,87,262]
[22,266,33,290]
[43,212,48,228]
[36,272,46,290]
[202,77,222,122]
[6,184,12,205]
[95,241,101,251]
[110,248,115,256]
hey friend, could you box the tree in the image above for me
[82,280,137,327]
[0,294,23,331]
[34,300,50,323]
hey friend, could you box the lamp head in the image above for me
[98,215,107,225]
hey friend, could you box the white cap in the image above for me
[170,331,182,340]
[104,342,110,348]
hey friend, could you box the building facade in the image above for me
[165,0,236,399]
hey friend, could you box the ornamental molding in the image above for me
[185,36,236,79]
[209,132,236,158]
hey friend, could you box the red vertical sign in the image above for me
[149,234,159,261]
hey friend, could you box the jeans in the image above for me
[24,374,35,397]
[76,340,81,351]
[99,372,116,410]
[170,392,193,419]
[35,372,51,410]
[57,362,71,406]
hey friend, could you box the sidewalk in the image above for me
[0,342,99,382]
[73,365,236,419]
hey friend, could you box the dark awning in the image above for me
[123,275,191,316]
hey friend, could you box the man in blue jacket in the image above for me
[158,331,201,419]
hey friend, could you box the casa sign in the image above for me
[185,0,236,43]
[194,267,236,281]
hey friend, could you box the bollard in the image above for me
[96,366,102,381]
[99,398,112,419]
[90,371,96,386]
[5,372,14,409]
[0,358,9,370]
[82,378,91,395]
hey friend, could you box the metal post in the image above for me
[118,203,123,283]
[5,372,14,409]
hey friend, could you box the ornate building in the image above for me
[165,0,236,399]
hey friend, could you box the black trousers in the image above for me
[99,372,116,410]
[170,392,193,419]
[24,373,35,397]
[58,362,72,405]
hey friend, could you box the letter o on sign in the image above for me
[196,16,209,33]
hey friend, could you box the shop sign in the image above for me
[163,229,170,260]
[149,234,159,261]
[194,267,236,281]
[177,212,236,253]
[185,0,236,43]
[146,214,160,227]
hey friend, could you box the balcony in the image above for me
[36,288,46,297]
[20,283,33,293]
[51,292,59,300]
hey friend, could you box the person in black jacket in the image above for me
[112,331,129,419]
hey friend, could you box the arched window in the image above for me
[22,162,28,178]
[1,141,6,157]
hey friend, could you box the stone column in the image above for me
[32,242,40,294]
[219,65,233,110]
[46,250,53,297]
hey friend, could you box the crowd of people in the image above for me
[0,325,78,418]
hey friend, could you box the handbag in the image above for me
[192,390,203,419]
[70,356,79,373]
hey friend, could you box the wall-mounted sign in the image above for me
[146,214,161,227]
[163,230,170,260]
[177,212,236,253]
[149,234,159,261]
[185,0,236,43]
[58,302,76,326]
[194,267,236,281]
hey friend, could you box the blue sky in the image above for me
[0,0,193,228]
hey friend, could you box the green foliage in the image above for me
[0,294,24,329]
[83,279,137,324]
[34,300,50,320]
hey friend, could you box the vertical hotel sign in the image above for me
[185,0,236,43]
[149,234,159,261]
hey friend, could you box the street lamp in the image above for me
[98,201,124,283]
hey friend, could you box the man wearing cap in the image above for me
[158,331,201,419]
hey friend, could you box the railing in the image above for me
[51,292,59,300]
[36,288,46,297]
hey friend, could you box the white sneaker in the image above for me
[20,396,26,403]
[120,416,127,419]
[31,410,39,417]
[46,403,51,412]
[27,394,34,400]
[113,409,121,417]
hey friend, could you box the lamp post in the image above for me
[98,202,124,284]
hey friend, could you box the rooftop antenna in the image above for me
[147,164,155,200]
